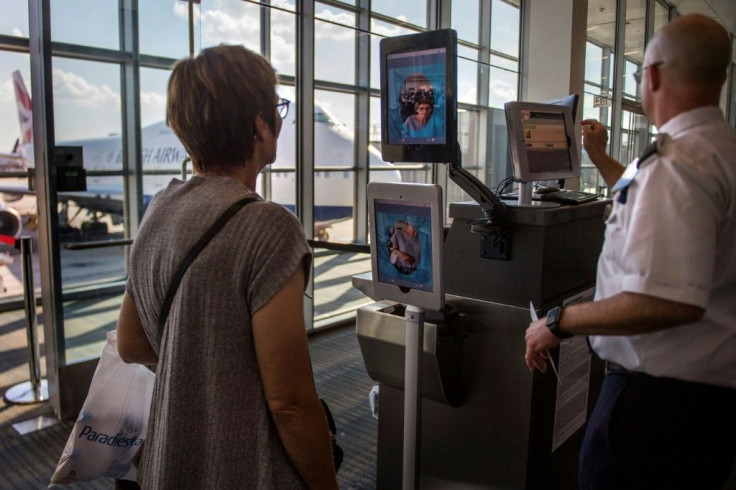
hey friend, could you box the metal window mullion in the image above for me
[519,0,530,99]
[120,0,143,247]
[261,2,273,201]
[354,0,370,243]
[427,0,448,31]
[29,0,65,405]
[261,0,271,59]
[297,0,315,329]
[430,0,450,198]
[478,0,494,192]
[610,0,627,163]
[0,33,29,52]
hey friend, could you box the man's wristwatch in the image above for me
[546,306,573,339]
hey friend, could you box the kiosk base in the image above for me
[356,294,603,489]
[355,199,610,489]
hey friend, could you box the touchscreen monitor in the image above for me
[504,101,581,183]
[368,182,444,311]
[380,29,457,163]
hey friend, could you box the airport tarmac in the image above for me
[0,213,373,322]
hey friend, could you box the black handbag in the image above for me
[321,399,344,473]
[160,196,343,473]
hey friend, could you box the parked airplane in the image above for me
[0,71,401,241]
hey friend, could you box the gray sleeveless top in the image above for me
[126,176,311,489]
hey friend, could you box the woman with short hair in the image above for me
[116,45,338,490]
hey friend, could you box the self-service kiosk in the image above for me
[354,199,609,489]
[365,27,609,488]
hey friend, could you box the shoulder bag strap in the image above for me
[157,196,259,329]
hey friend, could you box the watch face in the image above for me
[547,307,560,325]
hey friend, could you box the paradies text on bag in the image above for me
[78,425,145,448]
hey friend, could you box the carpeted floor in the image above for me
[2,313,735,490]
[0,324,378,490]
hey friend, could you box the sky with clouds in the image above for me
[0,0,519,151]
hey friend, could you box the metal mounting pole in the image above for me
[403,304,424,489]
[4,236,49,404]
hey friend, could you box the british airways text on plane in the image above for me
[1,71,401,239]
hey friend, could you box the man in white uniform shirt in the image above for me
[524,14,736,489]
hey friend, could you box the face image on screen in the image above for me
[521,109,573,173]
[386,48,447,145]
[373,199,433,292]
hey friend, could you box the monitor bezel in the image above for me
[368,182,445,312]
[504,101,581,183]
[379,29,458,164]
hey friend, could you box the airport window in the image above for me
[623,59,639,100]
[200,0,262,52]
[0,51,31,304]
[488,64,517,109]
[139,1,195,59]
[579,0,721,191]
[316,6,357,85]
[52,58,122,165]
[139,68,169,129]
[371,0,427,29]
[313,89,356,243]
[452,0,480,44]
[458,45,480,105]
[491,0,520,59]
[584,42,610,92]
[0,3,28,37]
[615,0,647,166]
[50,0,119,50]
[621,0,646,99]
[653,1,670,34]
[369,95,381,148]
[0,0,515,328]
[271,7,297,78]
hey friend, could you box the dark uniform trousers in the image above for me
[579,368,736,489]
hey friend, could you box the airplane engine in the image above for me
[0,205,22,240]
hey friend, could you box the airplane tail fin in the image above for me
[12,70,33,146]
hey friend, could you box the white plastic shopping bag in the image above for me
[50,330,155,484]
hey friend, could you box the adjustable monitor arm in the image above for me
[446,161,508,224]
[446,160,511,260]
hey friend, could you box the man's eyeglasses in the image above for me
[275,98,291,119]
[632,62,664,84]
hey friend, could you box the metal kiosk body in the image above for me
[355,199,609,489]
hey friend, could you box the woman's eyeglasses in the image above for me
[275,98,291,119]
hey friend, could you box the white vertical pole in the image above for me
[403,304,424,489]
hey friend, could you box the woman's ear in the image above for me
[254,115,269,141]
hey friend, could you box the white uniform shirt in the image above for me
[590,107,736,388]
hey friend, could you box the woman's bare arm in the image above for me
[253,267,338,489]
[117,292,158,365]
